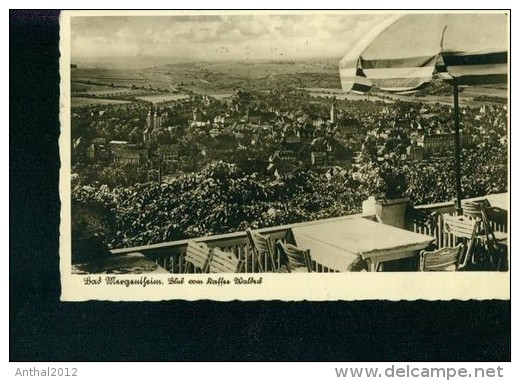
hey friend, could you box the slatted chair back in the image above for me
[419,244,464,271]
[480,206,508,271]
[443,214,478,240]
[481,205,508,243]
[462,201,484,220]
[184,241,211,273]
[246,228,271,253]
[443,214,478,269]
[208,248,241,273]
[276,242,312,273]
[246,228,276,272]
[482,206,507,229]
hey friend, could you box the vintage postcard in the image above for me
[59,10,510,301]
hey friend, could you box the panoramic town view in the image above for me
[70,13,508,275]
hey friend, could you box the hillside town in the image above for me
[70,84,507,251]
[72,88,506,187]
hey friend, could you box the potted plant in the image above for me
[358,155,411,228]
[374,160,411,228]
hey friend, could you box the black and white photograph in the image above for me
[59,10,509,301]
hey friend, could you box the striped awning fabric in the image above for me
[360,55,438,92]
[340,14,508,94]
[341,50,508,94]
[338,14,404,94]
[438,51,508,86]
[339,66,372,93]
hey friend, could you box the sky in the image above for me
[70,12,389,61]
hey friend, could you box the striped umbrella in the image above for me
[340,13,508,209]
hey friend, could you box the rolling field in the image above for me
[206,92,234,100]
[71,58,342,93]
[71,82,151,95]
[307,84,508,108]
[71,58,507,107]
[72,68,172,91]
[386,87,508,108]
[135,94,190,103]
[459,86,508,99]
[71,97,131,107]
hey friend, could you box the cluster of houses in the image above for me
[360,102,495,162]
[87,138,180,166]
[82,93,507,178]
[86,105,177,166]
[85,99,361,175]
[187,100,365,172]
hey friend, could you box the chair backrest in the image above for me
[482,206,507,228]
[185,241,211,273]
[276,242,312,272]
[462,201,484,219]
[420,244,464,271]
[209,248,241,273]
[480,206,508,271]
[245,228,278,272]
[246,228,272,254]
[443,214,478,240]
[479,206,508,248]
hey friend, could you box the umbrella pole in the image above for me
[453,81,463,213]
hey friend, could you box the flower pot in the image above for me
[374,197,411,229]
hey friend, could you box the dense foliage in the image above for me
[72,140,508,249]
[406,144,507,204]
[72,162,362,247]
[71,86,508,249]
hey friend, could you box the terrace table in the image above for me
[291,217,435,272]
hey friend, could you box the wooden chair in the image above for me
[481,206,508,243]
[480,206,508,270]
[462,200,490,219]
[463,202,508,270]
[184,241,211,273]
[442,214,478,270]
[208,247,242,273]
[419,243,464,271]
[276,242,312,273]
[246,228,277,272]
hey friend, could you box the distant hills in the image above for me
[72,55,341,70]
[71,57,343,92]
[71,56,507,103]
[73,55,198,70]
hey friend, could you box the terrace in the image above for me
[103,192,508,274]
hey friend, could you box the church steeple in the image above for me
[146,108,153,129]
[330,99,337,124]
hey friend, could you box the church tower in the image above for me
[146,108,153,130]
[330,100,337,124]
[155,109,161,130]
[193,107,203,122]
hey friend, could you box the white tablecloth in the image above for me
[291,218,435,271]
